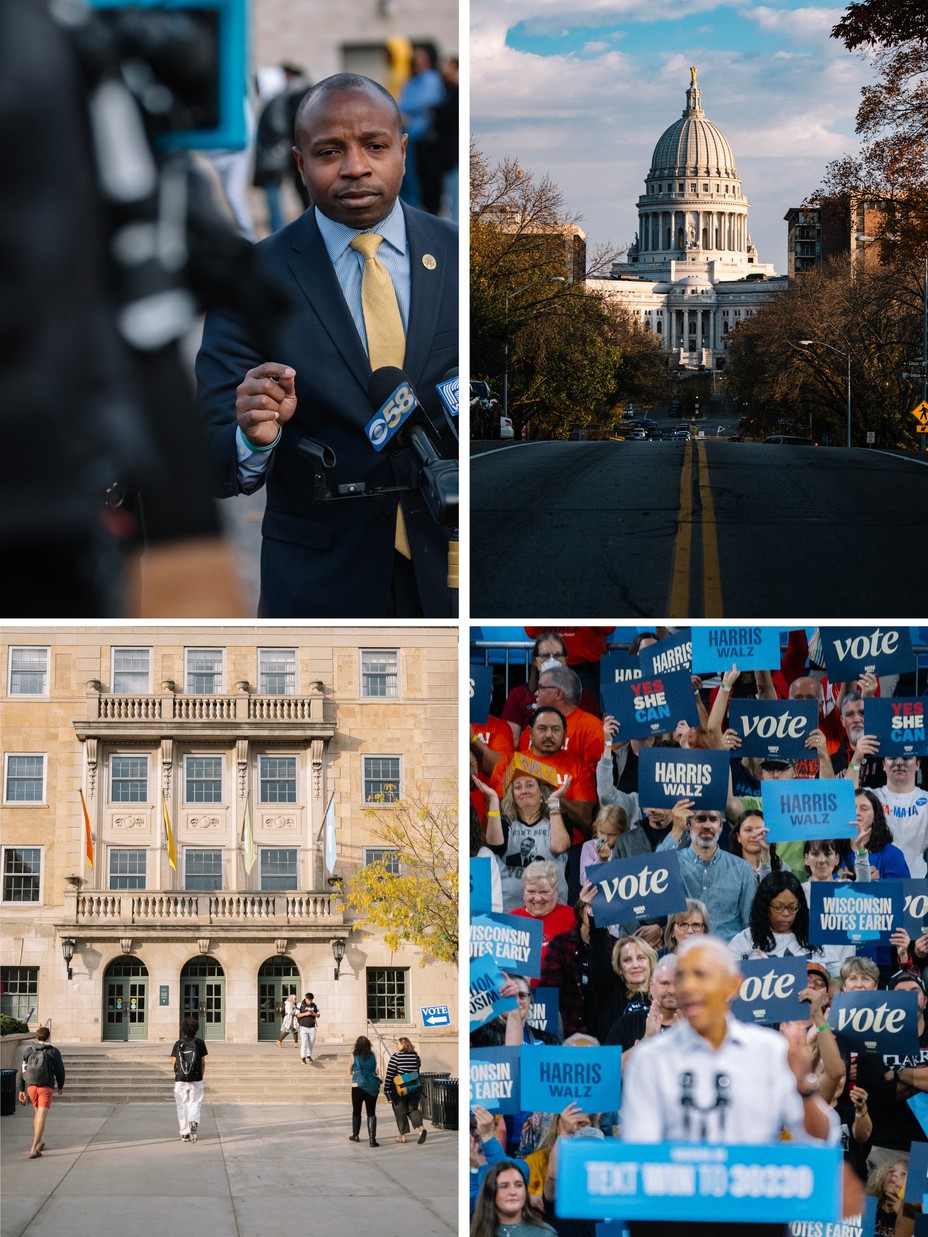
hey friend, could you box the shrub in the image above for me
[0,1015,31,1036]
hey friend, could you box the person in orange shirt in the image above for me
[518,664,604,778]
[471,714,515,779]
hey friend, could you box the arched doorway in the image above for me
[257,956,300,1042]
[102,956,149,1041]
[180,957,225,1040]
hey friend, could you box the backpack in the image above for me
[175,1038,198,1081]
[23,1044,52,1087]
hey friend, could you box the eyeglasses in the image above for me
[536,652,567,661]
[515,990,532,1000]
[769,902,800,915]
[536,682,558,692]
[690,814,720,823]
[676,920,705,933]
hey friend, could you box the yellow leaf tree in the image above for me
[342,785,458,965]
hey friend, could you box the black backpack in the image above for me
[23,1044,51,1087]
[175,1038,198,1080]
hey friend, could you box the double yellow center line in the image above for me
[667,440,723,616]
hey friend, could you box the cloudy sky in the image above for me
[469,1,877,273]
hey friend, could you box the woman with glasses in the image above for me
[500,632,599,743]
[661,899,711,954]
[727,870,825,965]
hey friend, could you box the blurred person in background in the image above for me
[398,42,445,211]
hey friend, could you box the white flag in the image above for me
[324,795,336,874]
[242,797,256,875]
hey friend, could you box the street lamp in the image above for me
[798,340,852,448]
[61,937,76,981]
[331,937,346,981]
[503,276,567,426]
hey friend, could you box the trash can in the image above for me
[431,1076,458,1130]
[419,1072,448,1121]
[0,1069,17,1117]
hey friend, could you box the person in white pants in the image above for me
[170,1018,207,1142]
[297,992,320,1063]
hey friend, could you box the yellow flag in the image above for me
[162,794,177,870]
[79,788,94,869]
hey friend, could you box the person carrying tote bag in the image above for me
[275,992,299,1048]
[384,1036,426,1144]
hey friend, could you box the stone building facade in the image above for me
[0,625,457,1068]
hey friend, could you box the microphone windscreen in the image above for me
[368,366,408,409]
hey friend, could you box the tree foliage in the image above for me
[342,786,458,965]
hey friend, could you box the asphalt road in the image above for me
[470,437,928,617]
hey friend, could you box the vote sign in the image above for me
[637,747,730,811]
[903,879,928,939]
[865,697,928,757]
[827,989,920,1056]
[469,952,517,1033]
[421,1005,450,1027]
[470,912,544,978]
[761,778,856,843]
[520,1044,623,1114]
[586,850,687,927]
[639,630,692,678]
[731,958,813,1027]
[600,669,699,740]
[470,665,493,724]
[728,700,818,761]
[555,1140,843,1222]
[470,1046,521,1114]
[808,880,904,945]
[690,627,782,674]
[820,626,914,681]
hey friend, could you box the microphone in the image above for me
[436,367,459,442]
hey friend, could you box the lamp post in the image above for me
[61,937,76,981]
[503,276,566,427]
[798,340,852,448]
[331,937,346,981]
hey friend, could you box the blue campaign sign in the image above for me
[555,1140,843,1222]
[601,650,643,694]
[639,630,692,679]
[865,698,928,757]
[728,700,819,761]
[903,880,928,939]
[470,665,494,725]
[761,779,856,843]
[421,1005,450,1027]
[907,1140,928,1200]
[528,987,559,1036]
[909,1095,928,1141]
[808,880,904,946]
[470,912,544,978]
[470,1047,521,1114]
[520,1044,623,1114]
[821,626,914,682]
[828,989,920,1057]
[731,958,812,1026]
[790,1197,877,1237]
[470,857,494,917]
[469,952,517,1033]
[690,626,782,674]
[587,850,687,927]
[601,669,699,740]
[638,747,730,811]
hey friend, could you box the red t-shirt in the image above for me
[524,627,615,665]
[511,902,577,986]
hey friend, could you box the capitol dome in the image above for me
[648,69,738,180]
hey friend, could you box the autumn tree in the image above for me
[341,785,457,965]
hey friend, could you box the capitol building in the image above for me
[588,67,787,371]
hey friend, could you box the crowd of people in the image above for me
[470,627,928,1237]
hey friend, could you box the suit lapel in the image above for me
[403,203,448,392]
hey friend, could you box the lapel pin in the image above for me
[422,254,437,270]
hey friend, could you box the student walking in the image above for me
[275,991,299,1047]
[296,992,320,1063]
[17,1027,65,1159]
[384,1036,426,1144]
[170,1018,208,1143]
[349,1035,382,1146]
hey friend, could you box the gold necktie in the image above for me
[349,232,410,558]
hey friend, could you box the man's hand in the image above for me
[236,363,297,447]
[472,1104,497,1144]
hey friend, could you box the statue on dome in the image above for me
[690,66,697,87]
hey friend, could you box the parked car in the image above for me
[625,429,648,440]
[499,415,514,440]
[672,429,691,440]
[763,435,814,445]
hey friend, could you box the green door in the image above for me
[180,958,225,1040]
[102,958,148,1041]
[257,956,299,1041]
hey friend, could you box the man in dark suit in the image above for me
[195,73,458,617]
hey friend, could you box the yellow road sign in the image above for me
[911,399,928,425]
[918,425,928,433]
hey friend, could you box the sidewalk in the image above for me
[1,1100,458,1237]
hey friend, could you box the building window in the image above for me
[258,648,296,695]
[2,847,41,901]
[110,755,148,803]
[185,648,223,694]
[0,967,38,1022]
[363,756,401,803]
[364,846,402,874]
[8,648,49,696]
[260,848,298,891]
[678,183,684,192]
[258,755,297,804]
[184,848,223,891]
[4,754,45,803]
[366,967,409,1022]
[112,648,151,694]
[185,755,223,804]
[109,849,147,889]
[360,649,399,698]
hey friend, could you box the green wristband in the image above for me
[245,427,282,453]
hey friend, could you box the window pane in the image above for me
[364,847,401,874]
[366,967,408,1022]
[361,649,398,698]
[113,648,151,694]
[185,849,223,891]
[259,649,295,695]
[186,649,222,695]
[0,967,39,1022]
[109,849,147,889]
[260,848,297,891]
[3,848,41,901]
[10,648,48,695]
[5,755,45,803]
[259,756,297,804]
[185,756,222,804]
[110,756,148,803]
[363,756,400,802]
